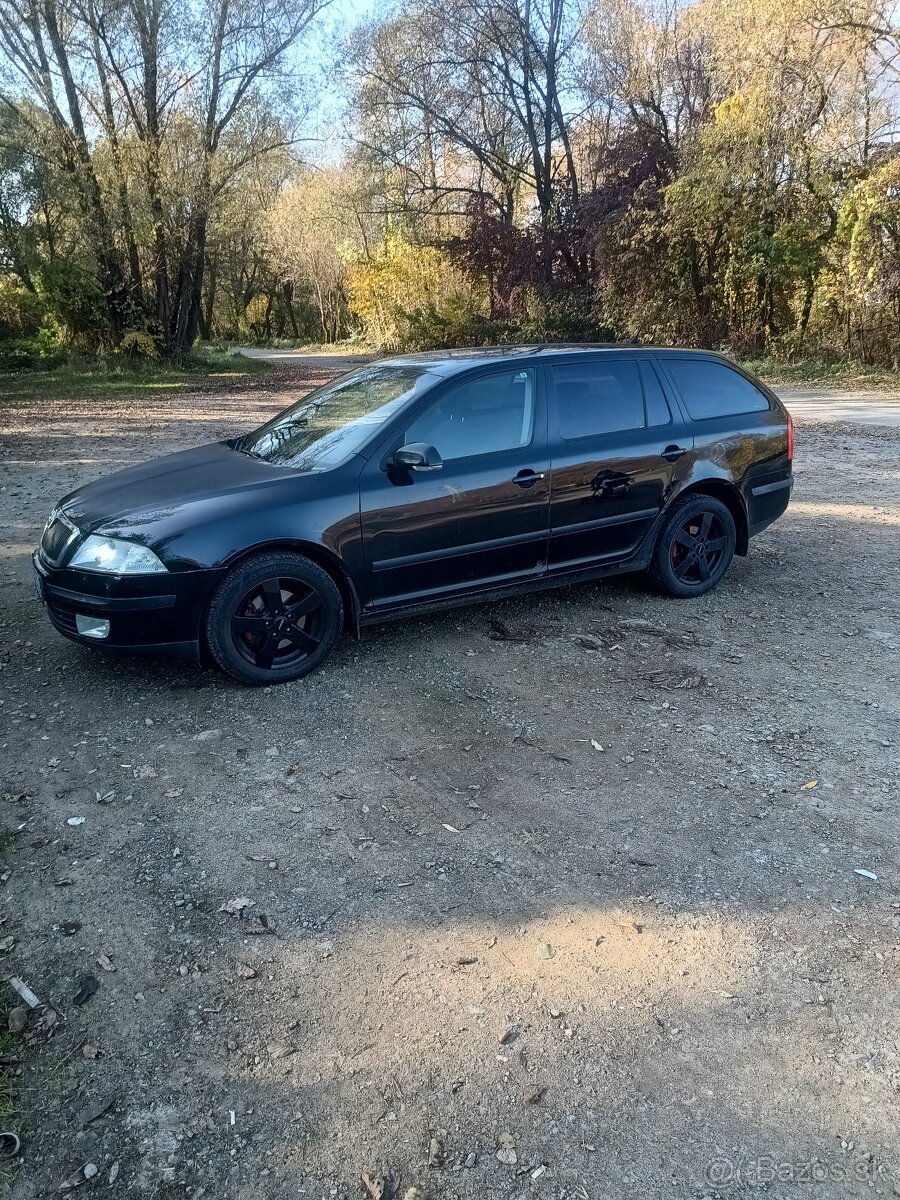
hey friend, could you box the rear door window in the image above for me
[662,358,770,420]
[551,360,648,439]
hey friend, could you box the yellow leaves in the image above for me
[119,330,157,359]
[840,159,900,294]
[244,294,269,329]
[346,232,482,350]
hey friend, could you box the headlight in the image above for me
[69,535,167,575]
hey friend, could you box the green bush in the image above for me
[0,276,45,338]
[120,329,158,359]
[516,288,611,343]
[37,260,111,349]
[0,332,65,370]
[394,293,482,350]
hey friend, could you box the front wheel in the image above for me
[650,495,736,598]
[205,552,343,685]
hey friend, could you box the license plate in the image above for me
[33,565,46,603]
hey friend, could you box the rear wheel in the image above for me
[206,552,343,685]
[650,495,736,598]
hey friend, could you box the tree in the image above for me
[266,169,358,342]
[351,0,587,253]
[0,0,329,353]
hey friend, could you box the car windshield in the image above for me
[239,364,436,470]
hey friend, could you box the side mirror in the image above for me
[391,442,443,472]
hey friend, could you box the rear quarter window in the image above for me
[662,358,770,420]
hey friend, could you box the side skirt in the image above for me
[358,547,655,628]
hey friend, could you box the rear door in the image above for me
[359,364,551,608]
[656,353,791,531]
[547,354,693,571]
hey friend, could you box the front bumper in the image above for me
[33,551,217,662]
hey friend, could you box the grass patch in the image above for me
[742,356,900,391]
[0,345,270,404]
[238,336,375,353]
[0,996,19,1140]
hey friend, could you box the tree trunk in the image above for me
[283,282,300,338]
[795,276,815,358]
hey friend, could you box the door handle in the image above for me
[661,445,688,463]
[512,469,546,488]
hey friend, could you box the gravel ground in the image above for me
[1,360,899,1200]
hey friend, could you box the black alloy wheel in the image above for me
[670,510,729,585]
[650,494,736,597]
[206,551,343,685]
[231,575,325,670]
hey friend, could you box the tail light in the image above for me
[787,413,794,462]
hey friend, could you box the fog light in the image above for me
[75,614,110,639]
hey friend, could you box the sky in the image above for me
[298,0,381,164]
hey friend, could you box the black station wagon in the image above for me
[34,346,793,685]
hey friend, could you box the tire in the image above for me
[650,494,736,598]
[205,551,343,685]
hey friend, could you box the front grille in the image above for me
[47,605,78,635]
[40,513,79,565]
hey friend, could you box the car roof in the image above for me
[378,344,730,378]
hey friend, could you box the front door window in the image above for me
[403,368,535,461]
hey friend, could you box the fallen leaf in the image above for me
[73,975,100,1006]
[576,635,603,650]
[428,1135,443,1167]
[590,739,605,752]
[35,1005,59,1036]
[82,1044,101,1060]
[496,1131,517,1166]
[538,941,555,960]
[58,1162,98,1190]
[441,823,460,833]
[218,897,254,916]
[361,1163,400,1200]
[79,1096,114,1126]
[66,817,85,827]
[236,963,257,979]
[801,780,819,790]
[96,953,116,973]
[267,1041,295,1060]
[7,1006,27,1033]
[853,868,878,881]
[246,913,276,935]
[0,935,15,953]
[616,918,643,934]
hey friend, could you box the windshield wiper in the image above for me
[235,439,264,460]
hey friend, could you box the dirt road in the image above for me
[2,358,899,1199]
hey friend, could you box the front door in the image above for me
[359,365,550,608]
[547,355,694,570]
